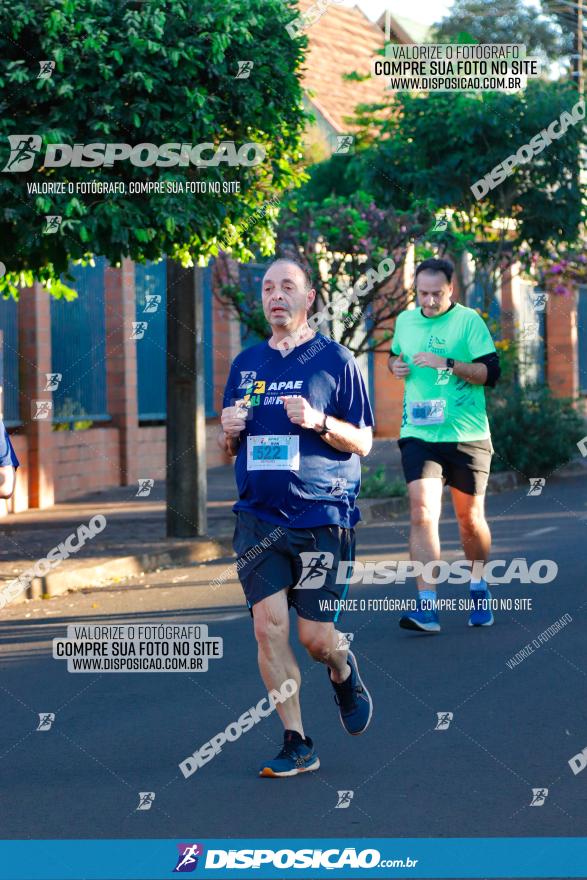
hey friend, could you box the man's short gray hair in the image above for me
[265,257,313,291]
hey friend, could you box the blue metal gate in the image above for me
[135,260,215,420]
[238,262,269,348]
[50,259,109,423]
[0,297,20,425]
[467,271,501,323]
[135,260,167,421]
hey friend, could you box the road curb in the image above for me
[20,534,234,604]
[360,495,409,524]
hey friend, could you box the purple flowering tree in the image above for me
[521,248,587,297]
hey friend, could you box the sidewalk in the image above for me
[0,464,239,601]
[1,439,584,603]
[0,442,405,602]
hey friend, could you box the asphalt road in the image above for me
[1,474,586,846]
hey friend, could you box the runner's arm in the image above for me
[451,312,501,386]
[450,360,488,385]
[388,354,409,377]
[319,418,373,457]
[412,351,492,385]
[281,395,373,457]
[217,428,241,456]
[0,465,16,499]
[451,351,501,386]
[218,405,247,456]
[472,352,501,387]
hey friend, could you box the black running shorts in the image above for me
[398,437,493,495]
[232,510,355,623]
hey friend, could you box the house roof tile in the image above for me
[297,0,388,133]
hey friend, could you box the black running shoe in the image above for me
[328,650,373,736]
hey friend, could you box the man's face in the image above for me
[262,261,315,330]
[416,270,453,317]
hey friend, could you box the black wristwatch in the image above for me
[318,414,331,435]
[446,358,455,370]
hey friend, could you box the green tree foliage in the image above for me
[434,0,573,61]
[488,384,585,474]
[0,0,308,297]
[354,82,584,249]
[331,80,585,305]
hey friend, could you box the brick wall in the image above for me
[212,256,243,415]
[1,433,28,515]
[53,428,120,501]
[136,426,166,481]
[136,422,229,480]
[451,266,464,304]
[18,283,55,508]
[500,263,518,340]
[372,248,415,438]
[105,259,139,485]
[373,350,404,438]
[546,285,579,399]
[206,421,232,468]
[1,422,231,516]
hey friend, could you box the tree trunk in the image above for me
[166,261,207,537]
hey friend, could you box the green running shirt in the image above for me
[390,302,496,442]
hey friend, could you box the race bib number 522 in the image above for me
[246,435,300,471]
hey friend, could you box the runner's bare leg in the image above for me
[253,589,304,737]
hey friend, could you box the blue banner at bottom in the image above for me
[0,838,586,880]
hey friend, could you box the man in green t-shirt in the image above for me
[388,257,501,633]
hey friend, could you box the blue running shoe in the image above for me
[468,588,494,627]
[258,730,320,778]
[399,600,441,633]
[329,650,373,736]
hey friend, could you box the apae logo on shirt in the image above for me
[243,379,266,408]
[243,378,304,408]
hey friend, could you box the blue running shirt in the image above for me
[0,421,18,468]
[222,334,374,528]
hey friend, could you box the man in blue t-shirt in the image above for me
[0,419,18,500]
[219,257,375,777]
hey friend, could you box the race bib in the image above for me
[246,435,300,471]
[408,399,446,425]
